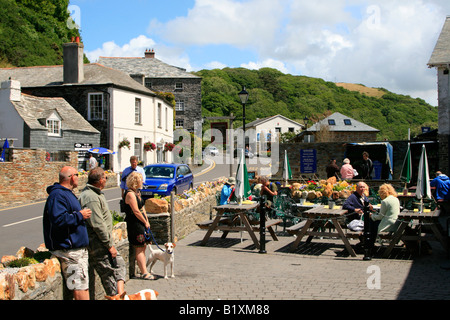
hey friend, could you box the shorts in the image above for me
[89,246,126,296]
[52,247,89,291]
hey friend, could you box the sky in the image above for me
[68,0,450,107]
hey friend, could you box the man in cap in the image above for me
[220,177,236,205]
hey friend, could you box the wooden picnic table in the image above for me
[289,205,357,257]
[198,203,281,250]
[381,209,446,257]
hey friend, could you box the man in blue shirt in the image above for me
[220,177,236,205]
[431,171,450,216]
[342,182,373,223]
[120,156,146,197]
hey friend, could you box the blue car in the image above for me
[141,163,194,198]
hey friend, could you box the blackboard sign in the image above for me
[300,149,316,173]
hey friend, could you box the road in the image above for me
[0,156,235,257]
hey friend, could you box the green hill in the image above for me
[194,67,438,141]
[0,0,81,67]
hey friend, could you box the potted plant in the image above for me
[118,138,131,149]
[163,142,175,152]
[144,141,156,152]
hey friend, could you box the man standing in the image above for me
[79,167,126,298]
[120,156,146,197]
[431,171,450,216]
[361,151,373,180]
[43,166,92,300]
[326,159,340,179]
[89,153,98,171]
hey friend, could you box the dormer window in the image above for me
[328,119,336,125]
[46,112,61,136]
[344,119,352,125]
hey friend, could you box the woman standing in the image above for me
[340,158,355,180]
[123,171,153,280]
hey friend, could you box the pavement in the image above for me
[124,227,450,302]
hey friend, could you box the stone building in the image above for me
[428,15,450,174]
[0,80,99,160]
[98,50,202,133]
[0,41,174,171]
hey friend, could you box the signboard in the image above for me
[300,149,316,173]
[74,143,92,170]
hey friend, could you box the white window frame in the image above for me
[175,100,185,112]
[175,119,184,128]
[175,82,183,91]
[46,118,61,136]
[135,98,142,124]
[157,103,162,128]
[88,93,104,120]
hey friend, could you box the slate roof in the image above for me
[12,93,99,133]
[428,16,450,66]
[0,64,157,96]
[98,56,201,79]
[308,112,379,132]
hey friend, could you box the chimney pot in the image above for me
[145,49,155,59]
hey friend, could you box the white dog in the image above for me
[146,242,176,279]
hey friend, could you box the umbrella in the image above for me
[416,144,431,212]
[283,150,292,185]
[1,139,9,162]
[88,147,116,155]
[400,143,411,183]
[235,149,251,204]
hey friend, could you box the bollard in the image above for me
[259,196,266,254]
[363,200,372,260]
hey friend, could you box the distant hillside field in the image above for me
[335,83,386,99]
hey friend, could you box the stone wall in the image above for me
[0,181,224,300]
[0,149,78,207]
[0,148,118,208]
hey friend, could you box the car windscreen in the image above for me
[145,166,174,179]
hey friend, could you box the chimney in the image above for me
[145,48,155,59]
[1,79,21,102]
[63,38,84,84]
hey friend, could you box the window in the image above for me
[88,93,104,120]
[165,107,168,130]
[344,119,352,125]
[144,79,152,89]
[47,119,61,136]
[175,119,184,128]
[288,127,295,132]
[328,119,336,125]
[157,103,162,128]
[175,100,185,112]
[175,82,183,91]
[134,138,142,160]
[135,98,141,124]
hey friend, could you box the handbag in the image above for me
[347,217,364,231]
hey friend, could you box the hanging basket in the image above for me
[118,138,131,149]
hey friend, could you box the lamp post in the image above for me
[303,116,309,143]
[238,86,249,154]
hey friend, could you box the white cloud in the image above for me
[87,0,450,105]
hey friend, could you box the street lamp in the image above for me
[303,116,309,143]
[303,116,309,130]
[238,86,249,154]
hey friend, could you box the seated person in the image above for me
[220,177,236,205]
[370,184,400,235]
[431,171,450,217]
[342,181,373,223]
[260,176,278,216]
